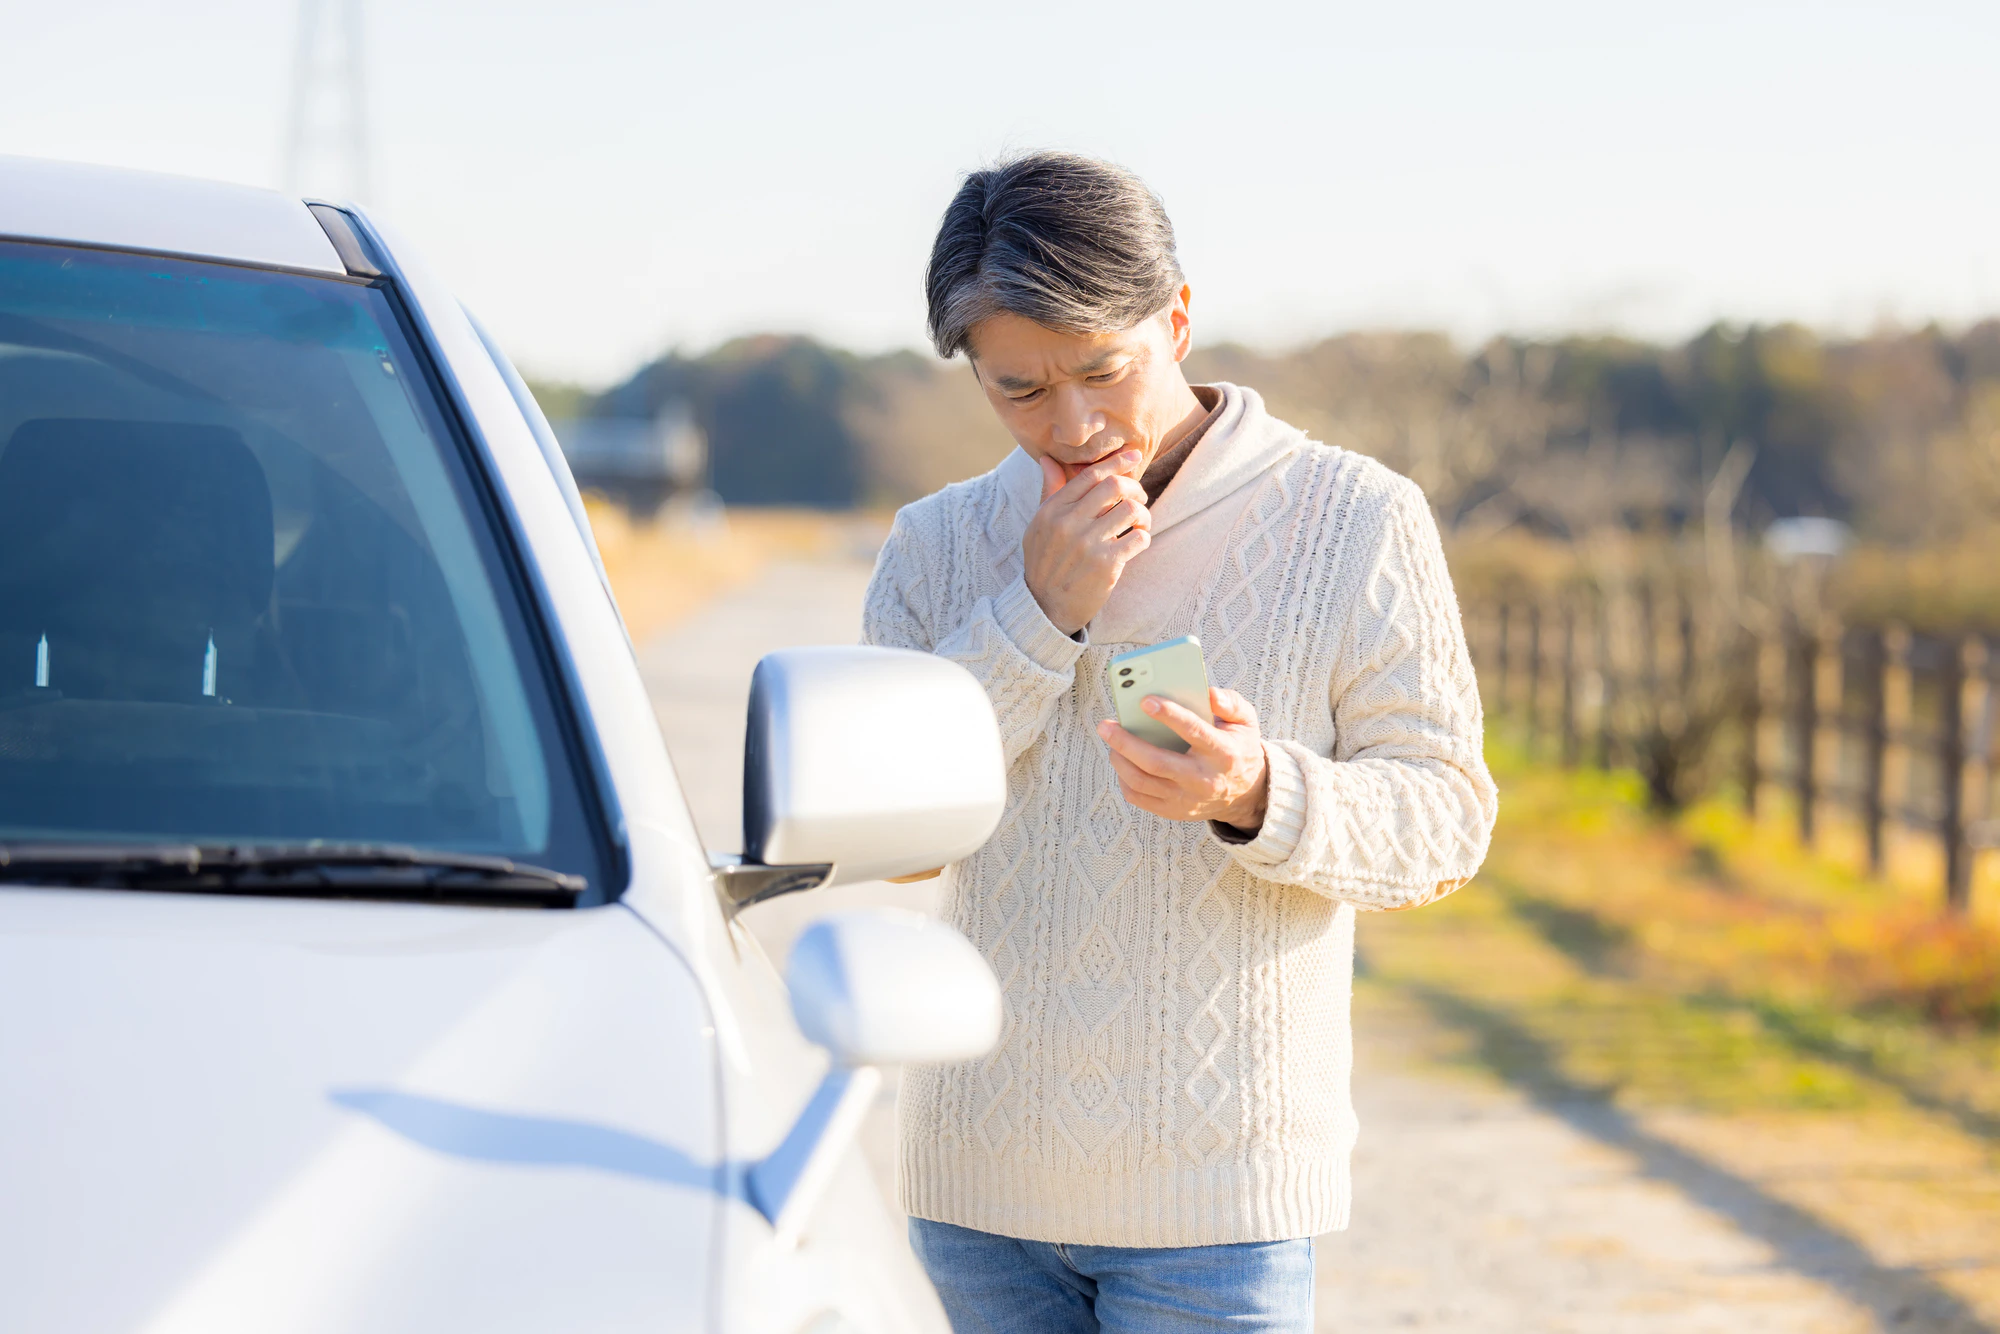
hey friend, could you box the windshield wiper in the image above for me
[0,842,583,908]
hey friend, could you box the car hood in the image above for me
[0,886,722,1334]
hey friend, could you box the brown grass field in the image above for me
[580,498,860,645]
[1363,735,2000,1322]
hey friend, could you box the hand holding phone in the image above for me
[1099,636,1269,829]
[1107,636,1213,754]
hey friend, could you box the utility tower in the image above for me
[281,0,373,202]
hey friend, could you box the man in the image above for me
[863,152,1497,1333]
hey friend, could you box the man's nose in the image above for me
[1048,386,1105,453]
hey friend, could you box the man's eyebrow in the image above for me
[989,351,1122,394]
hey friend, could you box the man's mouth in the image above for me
[1060,446,1132,481]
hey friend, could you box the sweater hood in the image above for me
[992,382,1305,541]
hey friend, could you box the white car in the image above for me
[0,155,1006,1334]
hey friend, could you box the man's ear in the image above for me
[1167,284,1194,362]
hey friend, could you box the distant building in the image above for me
[1764,516,1851,562]
[549,401,706,515]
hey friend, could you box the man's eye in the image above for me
[1087,368,1125,384]
[1008,389,1046,403]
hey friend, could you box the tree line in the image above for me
[545,320,2000,556]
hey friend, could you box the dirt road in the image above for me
[639,550,1989,1334]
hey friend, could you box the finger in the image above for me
[1085,498,1150,542]
[1037,454,1067,503]
[1101,526,1151,570]
[1108,523,1151,557]
[1107,749,1178,799]
[1097,718,1199,780]
[1083,473,1147,518]
[1056,449,1144,503]
[1101,446,1147,479]
[1141,695,1232,760]
[1117,786,1181,820]
[1209,688,1259,728]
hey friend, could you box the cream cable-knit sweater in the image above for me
[863,383,1496,1247]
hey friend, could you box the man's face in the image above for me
[967,287,1194,482]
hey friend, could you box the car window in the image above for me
[0,240,614,899]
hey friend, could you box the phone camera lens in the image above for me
[1118,668,1131,676]
[1120,680,1133,688]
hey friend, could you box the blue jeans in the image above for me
[908,1218,1315,1334]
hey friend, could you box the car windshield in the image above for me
[0,240,612,901]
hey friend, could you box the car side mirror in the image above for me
[745,909,1002,1242]
[714,646,1005,911]
[785,908,1003,1067]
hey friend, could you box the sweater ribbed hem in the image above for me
[992,573,1087,674]
[1214,740,1309,866]
[899,1141,1351,1247]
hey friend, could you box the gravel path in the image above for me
[1321,1059,1881,1332]
[638,549,1976,1334]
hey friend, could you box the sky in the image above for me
[3,0,1996,385]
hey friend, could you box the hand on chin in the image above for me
[1059,445,1140,484]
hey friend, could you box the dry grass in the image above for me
[1832,536,2000,632]
[1485,749,2000,1032]
[1361,739,2000,1322]
[1447,527,2000,634]
[1365,732,2000,1145]
[581,498,864,644]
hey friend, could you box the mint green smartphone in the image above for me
[1108,636,1213,753]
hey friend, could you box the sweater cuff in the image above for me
[1210,741,1308,865]
[993,573,1087,674]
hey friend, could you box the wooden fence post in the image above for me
[1677,586,1697,705]
[1882,625,1914,863]
[1637,580,1661,702]
[1495,602,1512,715]
[1813,621,1846,848]
[1859,628,1888,876]
[1942,637,1991,915]
[1960,636,1992,908]
[1790,618,1819,847]
[1594,588,1615,771]
[1739,629,1765,818]
[1525,602,1543,752]
[1940,637,1969,912]
[1560,600,1579,768]
[1965,639,1994,912]
[1473,602,1498,704]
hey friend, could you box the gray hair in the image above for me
[924,152,1184,360]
